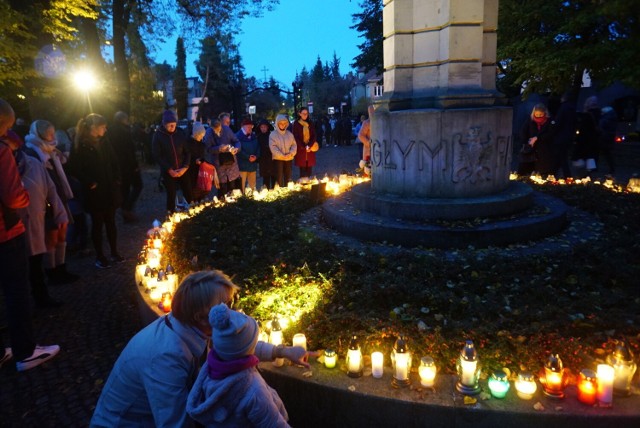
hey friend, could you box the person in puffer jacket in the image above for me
[268,114,296,187]
[187,303,290,427]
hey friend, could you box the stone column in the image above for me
[373,0,512,198]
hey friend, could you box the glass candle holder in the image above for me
[346,336,363,378]
[488,370,510,399]
[577,369,597,406]
[292,333,307,351]
[269,318,284,367]
[540,354,567,398]
[456,340,481,395]
[515,371,537,400]
[371,352,383,378]
[418,356,437,387]
[391,336,411,387]
[606,341,637,397]
[324,349,337,369]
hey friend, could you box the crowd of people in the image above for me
[516,94,618,179]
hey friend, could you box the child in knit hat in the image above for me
[187,304,290,427]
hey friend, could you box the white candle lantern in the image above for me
[488,370,510,399]
[391,336,411,387]
[269,319,284,367]
[456,340,481,395]
[515,371,537,400]
[371,352,384,379]
[418,356,437,387]
[324,349,337,369]
[292,333,307,351]
[346,336,363,378]
[596,364,614,407]
[606,340,637,397]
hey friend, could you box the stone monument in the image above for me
[323,0,568,248]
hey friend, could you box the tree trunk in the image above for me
[112,0,131,114]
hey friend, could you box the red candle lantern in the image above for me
[577,369,597,405]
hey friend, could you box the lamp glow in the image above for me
[596,364,614,407]
[606,340,637,397]
[324,349,336,369]
[269,318,284,367]
[346,336,363,378]
[488,370,510,398]
[391,336,411,387]
[515,371,537,400]
[456,340,481,395]
[292,333,307,351]
[540,354,567,398]
[418,356,437,387]
[371,352,384,379]
[577,369,597,406]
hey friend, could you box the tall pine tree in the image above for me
[173,37,188,119]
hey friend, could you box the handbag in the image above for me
[218,151,235,166]
[197,162,215,192]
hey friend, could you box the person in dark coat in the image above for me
[108,112,142,223]
[188,121,215,202]
[598,106,617,174]
[256,119,276,189]
[292,107,319,178]
[517,104,554,176]
[152,110,192,213]
[550,92,577,179]
[69,113,123,269]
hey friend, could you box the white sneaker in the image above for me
[0,347,12,368]
[16,344,60,371]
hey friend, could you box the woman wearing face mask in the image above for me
[68,114,123,269]
[517,104,555,177]
[23,120,79,285]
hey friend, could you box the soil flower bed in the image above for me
[163,179,640,381]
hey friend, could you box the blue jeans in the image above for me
[0,233,35,361]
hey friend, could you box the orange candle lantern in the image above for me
[577,369,597,405]
[159,292,172,313]
[540,354,567,398]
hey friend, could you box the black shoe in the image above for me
[95,257,111,269]
[50,264,80,285]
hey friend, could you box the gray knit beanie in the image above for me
[210,304,259,360]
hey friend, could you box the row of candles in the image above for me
[513,172,640,194]
[267,321,637,406]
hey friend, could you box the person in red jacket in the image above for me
[0,98,60,371]
[292,107,319,178]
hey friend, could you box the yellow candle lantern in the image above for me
[577,369,597,406]
[606,340,637,397]
[292,333,307,351]
[346,336,363,378]
[324,349,337,369]
[540,354,567,398]
[418,356,437,387]
[515,371,537,400]
[456,340,481,395]
[391,336,411,387]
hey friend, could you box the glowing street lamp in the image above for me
[73,69,97,112]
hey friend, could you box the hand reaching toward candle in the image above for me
[276,346,319,369]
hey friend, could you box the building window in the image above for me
[373,85,384,98]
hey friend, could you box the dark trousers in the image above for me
[552,145,572,179]
[89,207,118,258]
[299,166,312,178]
[29,253,50,304]
[261,175,277,190]
[0,234,36,361]
[275,160,292,186]
[121,171,143,211]
[162,172,193,212]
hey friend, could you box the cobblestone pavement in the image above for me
[0,141,637,426]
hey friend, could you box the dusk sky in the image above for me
[153,0,363,90]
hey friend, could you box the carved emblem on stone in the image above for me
[452,127,493,184]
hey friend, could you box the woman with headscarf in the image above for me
[24,120,79,284]
[256,119,276,189]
